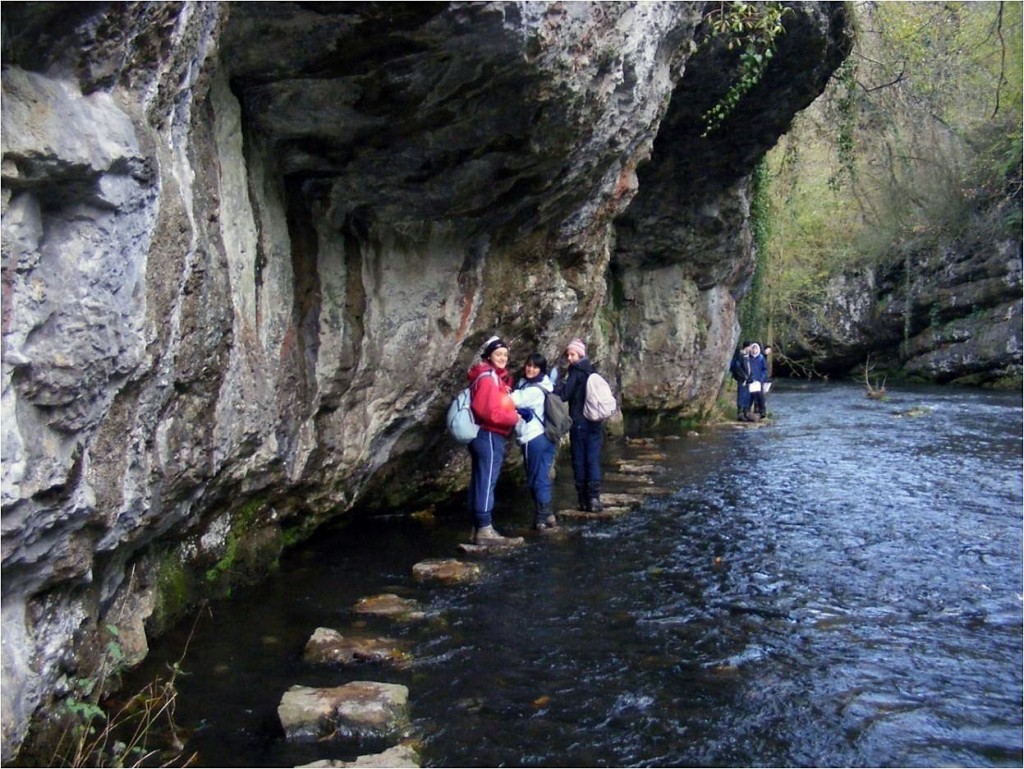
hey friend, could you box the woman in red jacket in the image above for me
[467,336,522,544]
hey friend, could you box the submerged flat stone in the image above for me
[625,437,657,446]
[634,486,672,495]
[278,681,410,742]
[730,418,771,428]
[296,743,421,767]
[303,627,409,667]
[601,493,644,508]
[352,593,426,622]
[411,558,482,584]
[558,506,631,520]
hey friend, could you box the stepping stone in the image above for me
[411,558,482,585]
[303,627,410,667]
[278,681,410,742]
[457,536,525,554]
[558,506,631,520]
[634,486,672,495]
[615,461,659,474]
[603,472,652,484]
[633,452,667,461]
[625,437,656,446]
[296,743,420,767]
[352,594,426,622]
[601,493,644,508]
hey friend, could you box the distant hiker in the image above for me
[761,345,774,414]
[730,341,754,422]
[511,352,559,531]
[467,336,521,544]
[554,338,604,512]
[748,342,768,419]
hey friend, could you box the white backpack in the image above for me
[446,371,495,443]
[583,372,617,421]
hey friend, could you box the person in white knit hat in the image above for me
[465,335,522,545]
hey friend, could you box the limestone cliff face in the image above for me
[779,208,1023,384]
[0,1,850,759]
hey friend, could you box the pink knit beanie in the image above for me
[566,338,587,358]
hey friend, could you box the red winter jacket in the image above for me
[467,362,519,436]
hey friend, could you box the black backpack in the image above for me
[729,352,745,382]
[531,386,572,442]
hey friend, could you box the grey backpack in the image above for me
[531,386,572,442]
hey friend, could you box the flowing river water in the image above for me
[128,382,1023,767]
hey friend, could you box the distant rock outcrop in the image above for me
[0,1,850,759]
[780,207,1022,384]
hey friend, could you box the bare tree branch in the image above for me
[992,2,1007,119]
[851,57,909,93]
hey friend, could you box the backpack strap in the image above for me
[471,369,497,390]
[526,383,547,423]
[468,370,498,410]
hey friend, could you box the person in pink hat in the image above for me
[553,338,604,512]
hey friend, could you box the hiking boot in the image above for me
[534,514,559,532]
[588,497,603,513]
[473,525,519,546]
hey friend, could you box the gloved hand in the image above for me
[516,407,534,422]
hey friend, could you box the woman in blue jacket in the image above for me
[748,342,769,419]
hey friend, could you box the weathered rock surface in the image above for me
[0,1,851,760]
[296,743,420,768]
[456,535,527,554]
[277,681,410,743]
[600,493,645,508]
[411,558,482,585]
[352,594,427,623]
[603,472,653,484]
[782,211,1022,384]
[615,462,659,474]
[303,627,409,668]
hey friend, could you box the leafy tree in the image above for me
[754,1,1022,367]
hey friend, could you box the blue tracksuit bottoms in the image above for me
[570,419,603,499]
[737,383,752,412]
[468,429,507,528]
[521,433,556,514]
